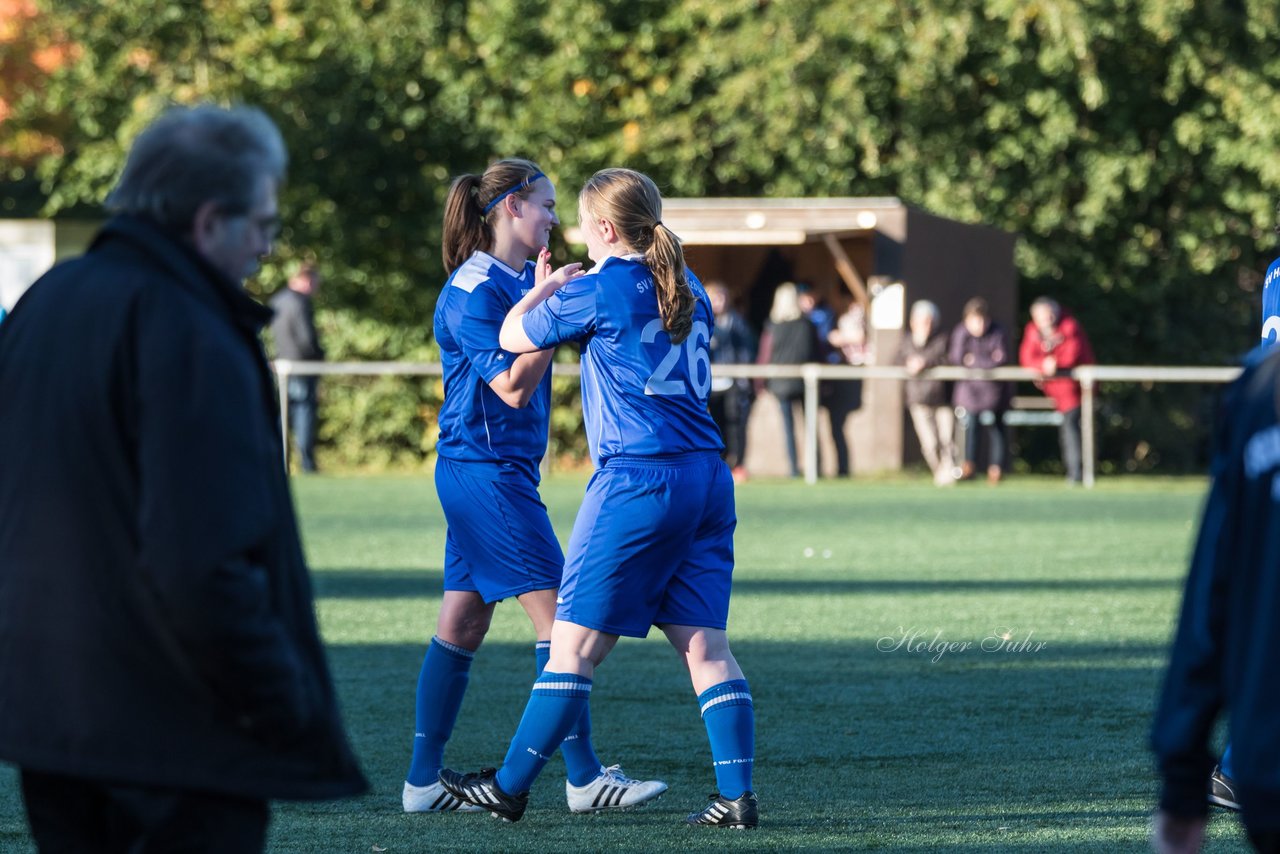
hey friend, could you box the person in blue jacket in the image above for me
[1205,244,1280,814]
[439,168,758,828]
[1151,346,1280,853]
[402,158,665,815]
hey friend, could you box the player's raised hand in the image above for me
[533,246,584,295]
[501,249,585,353]
[534,246,553,284]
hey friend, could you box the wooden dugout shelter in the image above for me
[656,197,1019,476]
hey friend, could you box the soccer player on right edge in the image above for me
[1200,233,1280,816]
[1150,236,1280,852]
[1150,346,1280,852]
[1260,249,1280,350]
[439,168,758,827]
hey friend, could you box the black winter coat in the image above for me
[0,216,367,800]
[764,318,819,400]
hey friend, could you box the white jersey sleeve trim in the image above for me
[450,255,491,294]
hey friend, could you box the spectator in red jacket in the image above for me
[1019,297,1095,483]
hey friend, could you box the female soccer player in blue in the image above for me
[439,168,758,828]
[402,159,666,814]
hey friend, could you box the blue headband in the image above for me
[483,172,546,215]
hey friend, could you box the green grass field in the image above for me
[0,474,1251,852]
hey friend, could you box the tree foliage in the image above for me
[5,0,1280,470]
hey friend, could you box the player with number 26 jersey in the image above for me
[436,169,756,829]
[521,255,724,464]
[1262,255,1280,350]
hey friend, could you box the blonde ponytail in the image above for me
[647,223,694,344]
[579,168,695,343]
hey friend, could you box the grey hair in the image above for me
[1031,296,1061,322]
[910,299,940,325]
[105,104,287,233]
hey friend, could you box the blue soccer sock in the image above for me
[496,672,592,795]
[534,642,603,786]
[405,636,474,786]
[534,640,550,676]
[699,679,755,799]
[1221,743,1235,778]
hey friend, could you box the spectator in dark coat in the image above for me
[949,297,1011,484]
[707,280,757,481]
[819,296,866,478]
[1151,347,1280,854]
[757,282,819,478]
[897,300,957,484]
[270,261,325,472]
[0,104,366,854]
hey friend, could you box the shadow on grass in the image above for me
[279,635,1243,853]
[309,567,1180,600]
[732,576,1181,595]
[311,567,444,598]
[1,636,1241,852]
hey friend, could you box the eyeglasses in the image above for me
[245,213,282,241]
[219,207,281,241]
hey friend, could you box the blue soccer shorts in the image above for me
[435,457,563,603]
[555,451,737,638]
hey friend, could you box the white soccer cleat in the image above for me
[566,764,668,813]
[402,779,483,813]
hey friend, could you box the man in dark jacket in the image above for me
[270,261,325,472]
[1151,347,1280,853]
[0,104,366,852]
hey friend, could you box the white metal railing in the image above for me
[1072,365,1241,487]
[273,360,1244,487]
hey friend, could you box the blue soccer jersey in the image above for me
[434,251,550,481]
[520,256,724,464]
[1263,256,1280,350]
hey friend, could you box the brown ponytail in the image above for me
[579,168,695,344]
[441,158,546,273]
[442,173,486,272]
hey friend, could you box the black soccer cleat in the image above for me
[685,791,759,829]
[437,767,529,822]
[1209,765,1241,812]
